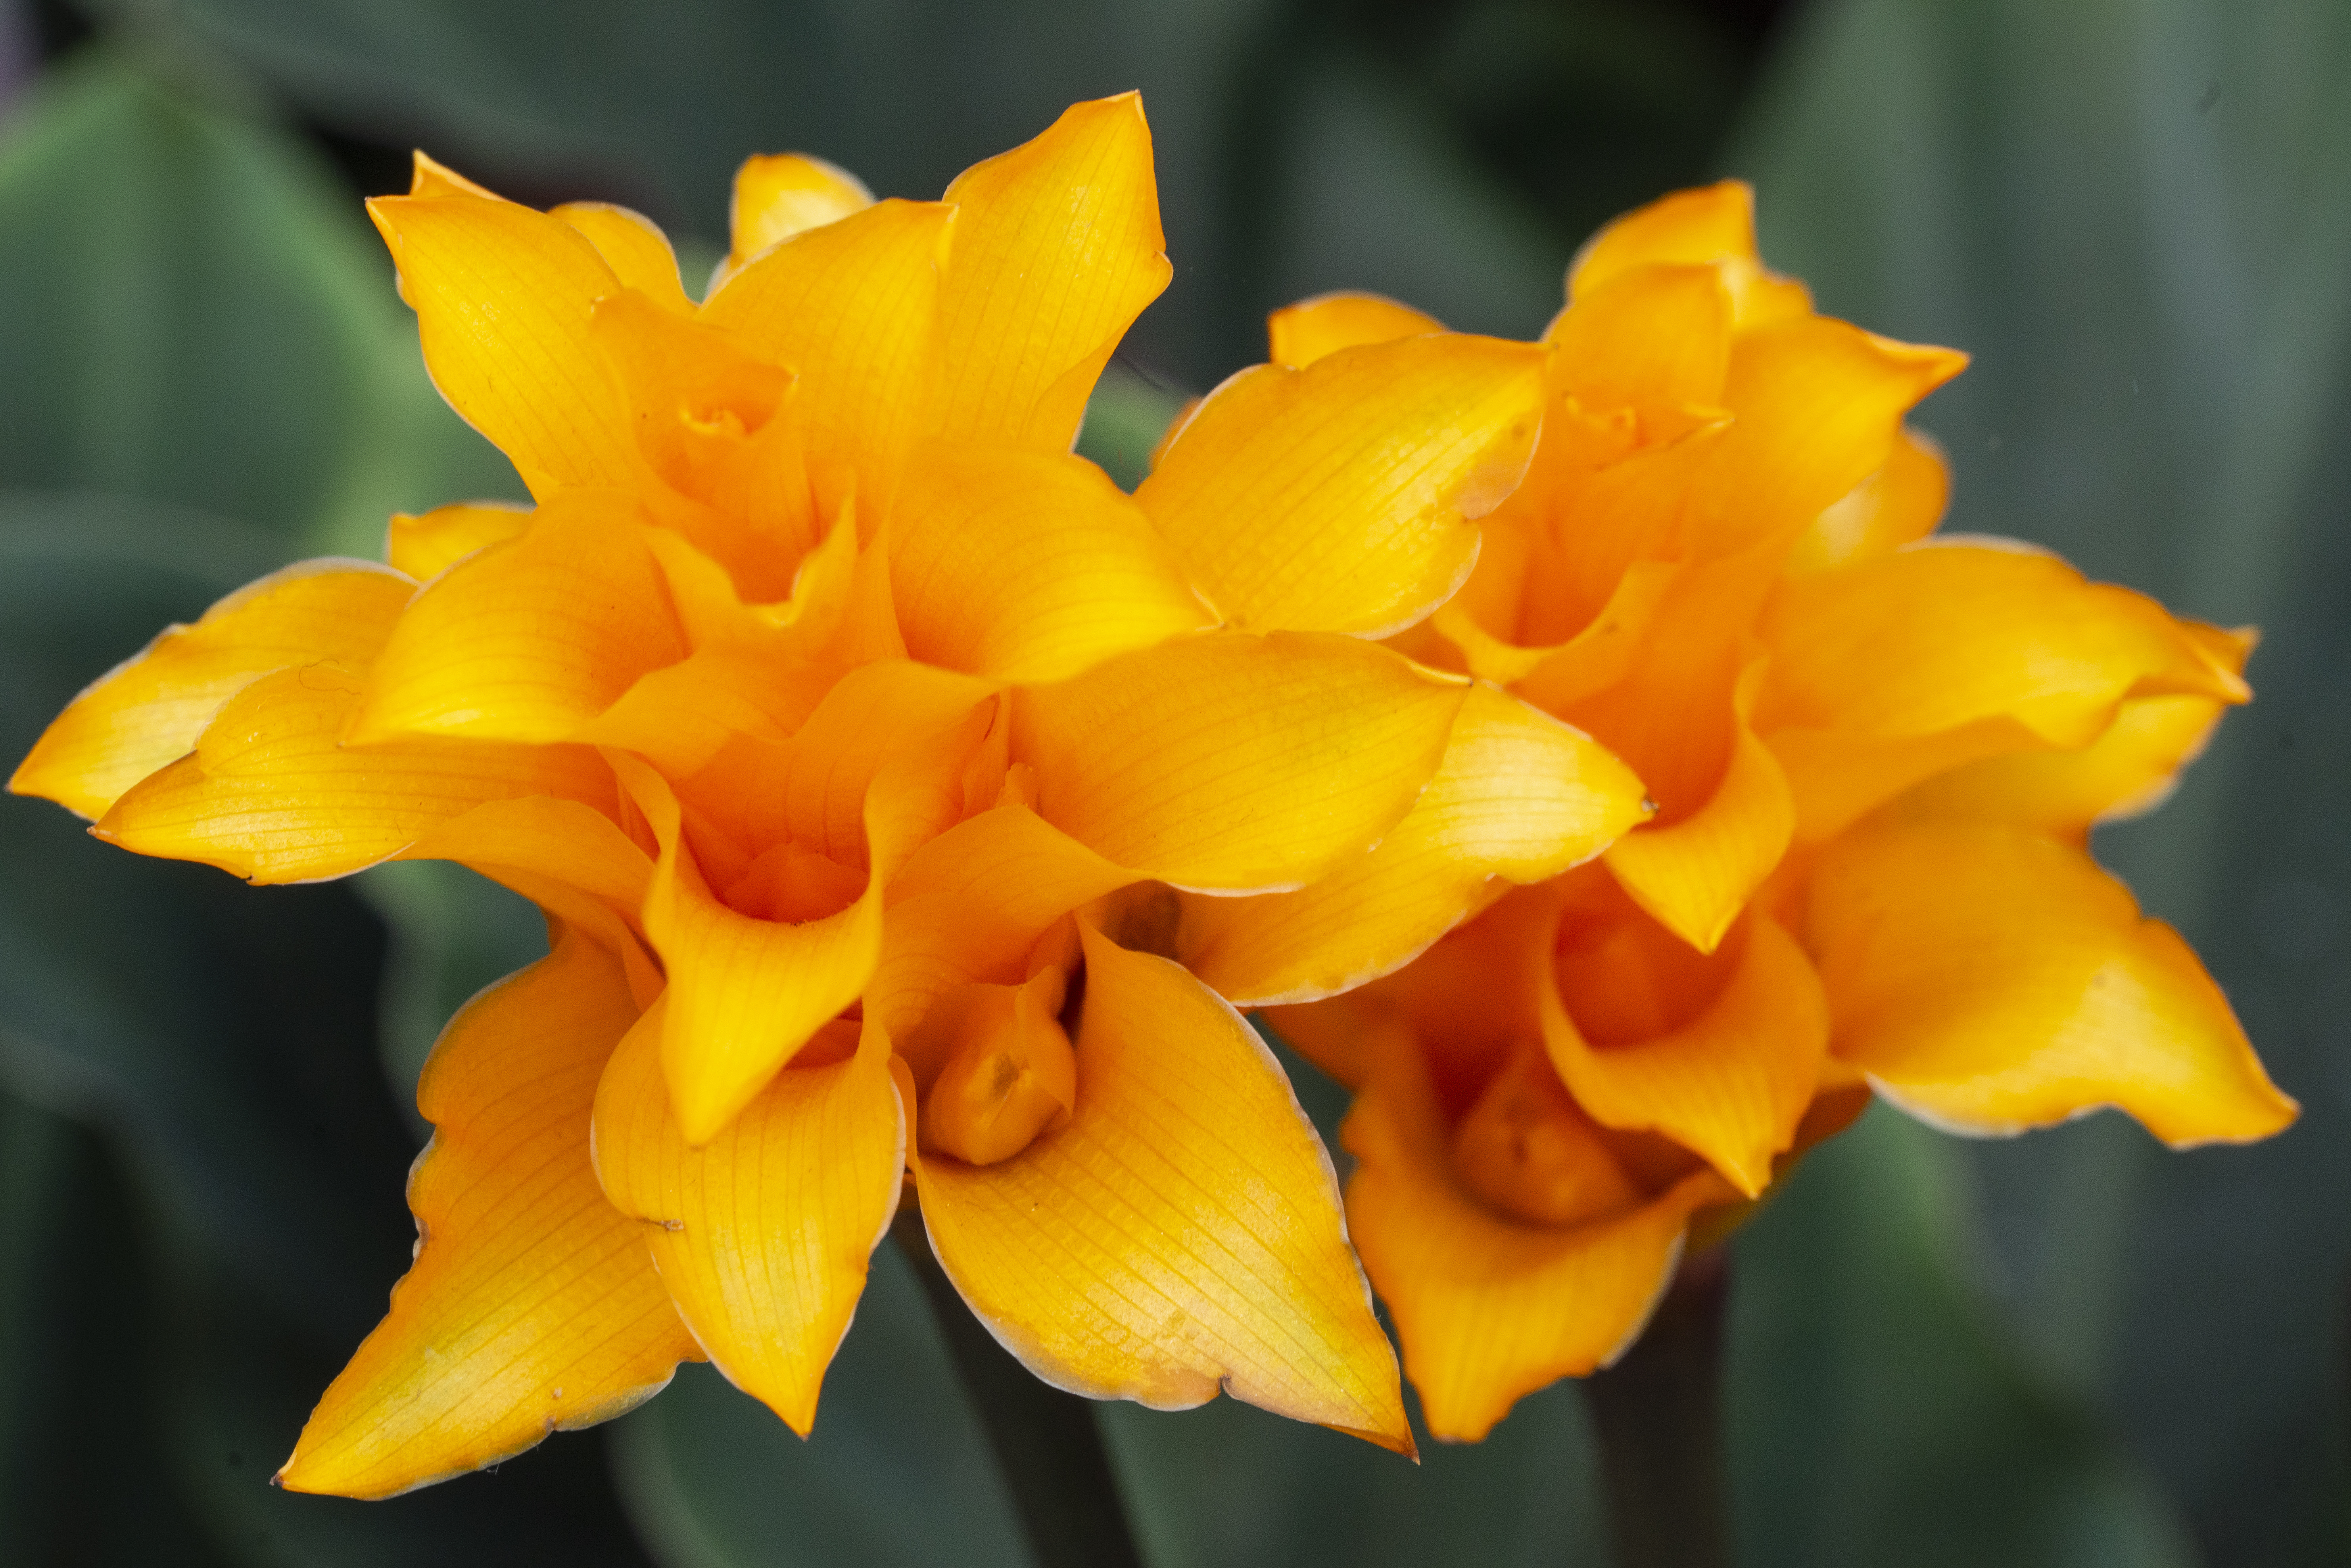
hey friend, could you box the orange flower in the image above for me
[9,98,1652,1493]
[1265,182,2297,1441]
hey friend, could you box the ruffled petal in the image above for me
[1341,1039,1726,1441]
[1783,425,1949,573]
[1267,291,1444,368]
[925,94,1171,450]
[10,560,413,820]
[554,202,691,313]
[1182,684,1649,1005]
[889,441,1212,684]
[1537,912,1827,1196]
[1807,823,2297,1145]
[1138,335,1545,637]
[276,931,697,1499]
[368,191,635,495]
[910,925,1412,1451]
[1567,180,1811,327]
[347,494,688,747]
[1013,630,1466,893]
[385,502,531,583]
[93,666,614,883]
[591,1000,904,1435]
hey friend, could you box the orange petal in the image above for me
[1182,684,1649,1005]
[554,202,691,314]
[1340,1038,1727,1441]
[1601,667,1794,954]
[10,560,413,820]
[1537,912,1827,1196]
[701,198,954,511]
[889,441,1212,683]
[592,999,904,1435]
[276,931,698,1499]
[925,93,1171,451]
[348,494,689,747]
[723,152,875,283]
[1567,180,1810,327]
[1688,319,1965,555]
[910,925,1412,1451]
[1267,291,1445,368]
[384,502,532,583]
[93,665,614,883]
[1806,823,2297,1145]
[1138,334,1545,637]
[1762,542,2245,748]
[1784,425,1950,573]
[1547,262,1732,418]
[368,191,635,495]
[407,150,502,202]
[1013,630,1466,893]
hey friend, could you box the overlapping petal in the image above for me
[9,560,413,819]
[592,1001,904,1434]
[1807,823,2297,1144]
[385,501,531,582]
[1140,334,1544,636]
[1013,630,1466,892]
[1267,291,1444,369]
[910,924,1413,1451]
[276,930,698,1499]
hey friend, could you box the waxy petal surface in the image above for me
[385,502,531,583]
[890,442,1211,684]
[555,202,691,313]
[593,1001,904,1434]
[725,152,874,279]
[1602,705,1794,953]
[1183,685,1648,1005]
[349,496,688,747]
[370,192,635,494]
[1267,291,1444,368]
[1808,824,2297,1145]
[912,927,1412,1451]
[277,932,697,1499]
[1140,335,1544,637]
[94,666,614,883]
[10,560,412,819]
[1014,631,1465,893]
[926,94,1170,450]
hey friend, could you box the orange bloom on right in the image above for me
[1265,182,2297,1442]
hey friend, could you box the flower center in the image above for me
[920,962,1079,1166]
[1450,1042,1639,1227]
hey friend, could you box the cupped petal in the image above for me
[723,152,875,284]
[1783,425,1949,573]
[1547,262,1731,417]
[1341,1039,1727,1442]
[591,999,904,1435]
[926,93,1171,450]
[1807,823,2297,1145]
[93,665,614,883]
[1761,542,2246,748]
[347,494,688,747]
[1138,335,1544,637]
[890,441,1212,684]
[1537,912,1827,1196]
[910,925,1412,1452]
[10,559,413,820]
[1567,180,1810,327]
[1601,675,1794,954]
[701,198,956,510]
[1182,684,1649,1006]
[1267,291,1445,368]
[1013,630,1466,893]
[368,191,635,495]
[555,202,692,314]
[276,930,698,1499]
[385,502,532,582]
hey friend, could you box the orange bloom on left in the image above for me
[8,98,1651,1495]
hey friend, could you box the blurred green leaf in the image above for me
[612,1240,1034,1568]
[1730,2,2351,1560]
[0,50,519,554]
[1075,362,1189,493]
[1727,1107,2196,1568]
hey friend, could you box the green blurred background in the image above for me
[0,1,2345,1564]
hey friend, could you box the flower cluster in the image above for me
[8,103,2288,1489]
[1264,183,2297,1439]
